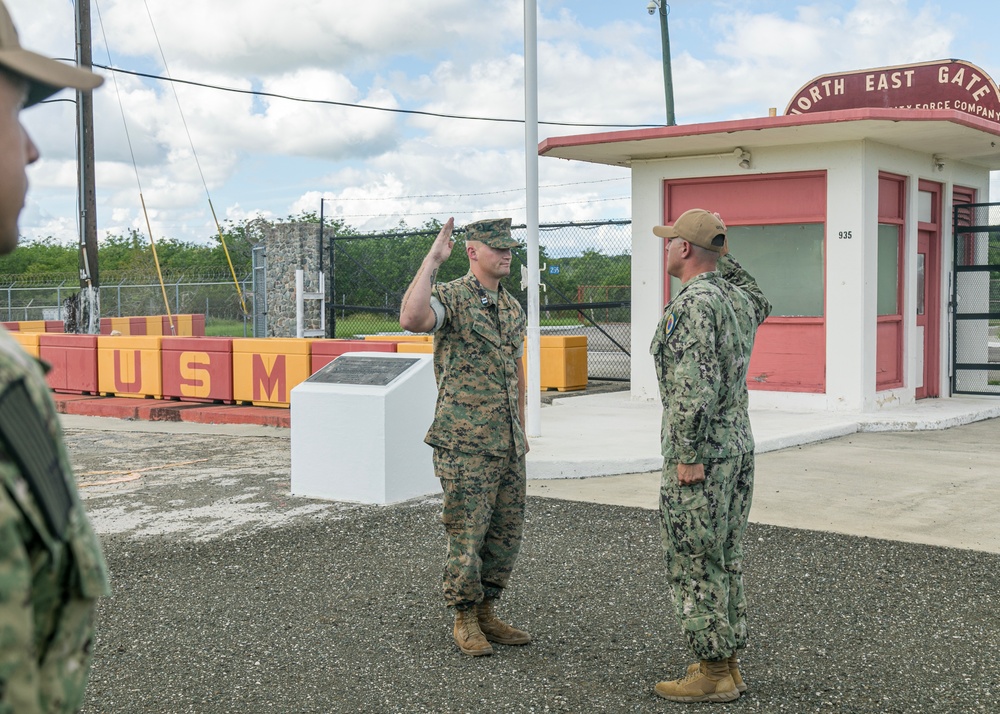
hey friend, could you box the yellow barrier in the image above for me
[173,314,193,336]
[363,334,432,343]
[10,331,40,357]
[100,314,205,336]
[97,336,163,398]
[393,334,588,391]
[233,339,313,407]
[396,342,433,354]
[537,335,587,392]
[17,320,46,333]
[103,317,130,335]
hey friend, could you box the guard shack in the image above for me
[540,59,1000,412]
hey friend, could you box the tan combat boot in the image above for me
[685,653,746,693]
[655,659,739,703]
[476,599,531,645]
[453,607,493,656]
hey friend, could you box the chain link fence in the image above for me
[328,220,632,381]
[0,271,252,332]
[0,219,636,381]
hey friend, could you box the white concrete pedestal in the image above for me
[290,352,439,504]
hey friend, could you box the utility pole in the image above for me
[76,0,100,333]
[649,1,676,126]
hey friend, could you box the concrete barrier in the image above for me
[162,337,234,403]
[233,338,314,407]
[97,336,163,398]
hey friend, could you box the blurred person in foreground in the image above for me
[0,2,111,711]
[400,217,530,657]
[649,209,770,702]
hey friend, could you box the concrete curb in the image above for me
[54,389,1000,479]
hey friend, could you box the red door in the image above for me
[915,228,940,398]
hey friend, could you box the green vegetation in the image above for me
[1,227,256,278]
[3,215,633,331]
[333,313,400,338]
[205,318,251,337]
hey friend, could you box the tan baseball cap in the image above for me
[652,208,727,252]
[0,0,103,107]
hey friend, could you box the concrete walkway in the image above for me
[60,391,1000,554]
[524,390,1000,479]
[524,392,1000,554]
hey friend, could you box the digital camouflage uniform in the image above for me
[426,272,527,610]
[650,254,770,661]
[0,327,110,714]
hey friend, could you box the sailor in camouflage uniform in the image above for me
[0,3,111,711]
[648,209,771,703]
[400,217,531,657]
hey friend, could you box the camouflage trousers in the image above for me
[659,452,755,661]
[433,447,525,609]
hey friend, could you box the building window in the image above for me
[917,190,934,224]
[726,223,824,316]
[877,224,901,315]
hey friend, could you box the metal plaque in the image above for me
[306,356,420,386]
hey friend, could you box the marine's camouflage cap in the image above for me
[464,218,519,249]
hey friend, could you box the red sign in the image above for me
[784,59,1000,125]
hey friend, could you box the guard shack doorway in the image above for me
[916,180,942,399]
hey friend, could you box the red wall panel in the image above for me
[747,319,826,393]
[310,339,397,373]
[40,334,99,394]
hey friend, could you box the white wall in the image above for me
[820,142,871,411]
[630,162,664,402]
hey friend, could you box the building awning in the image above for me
[538,108,1000,170]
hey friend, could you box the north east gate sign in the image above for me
[785,59,1000,125]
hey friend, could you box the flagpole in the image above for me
[523,0,541,438]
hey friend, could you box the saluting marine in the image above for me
[400,217,531,657]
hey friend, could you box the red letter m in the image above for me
[252,354,286,402]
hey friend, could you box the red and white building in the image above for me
[540,60,1000,412]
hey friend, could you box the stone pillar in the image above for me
[262,222,323,337]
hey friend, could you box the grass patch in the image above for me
[332,313,401,338]
[205,318,253,337]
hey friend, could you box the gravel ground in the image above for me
[77,489,999,713]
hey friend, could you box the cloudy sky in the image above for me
[9,0,1000,245]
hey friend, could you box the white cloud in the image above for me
[692,0,958,120]
[97,0,514,75]
[5,0,996,245]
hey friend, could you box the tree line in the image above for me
[330,223,631,316]
[3,215,633,327]
[0,228,256,279]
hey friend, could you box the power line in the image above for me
[327,195,631,220]
[89,63,662,129]
[322,176,629,202]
